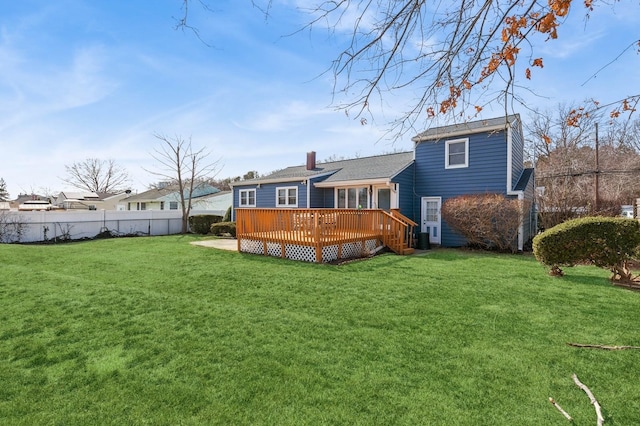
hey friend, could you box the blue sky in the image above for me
[1,0,638,198]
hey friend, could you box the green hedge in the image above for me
[210,221,236,237]
[533,216,640,279]
[189,215,223,234]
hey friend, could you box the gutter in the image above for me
[412,122,515,143]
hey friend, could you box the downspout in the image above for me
[412,147,418,227]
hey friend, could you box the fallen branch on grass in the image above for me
[612,280,640,291]
[548,397,573,421]
[572,374,604,426]
[568,343,640,350]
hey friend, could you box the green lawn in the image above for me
[1,236,639,425]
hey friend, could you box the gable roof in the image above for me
[58,191,102,201]
[235,152,414,186]
[318,152,414,184]
[125,186,178,202]
[412,114,521,142]
[126,184,219,202]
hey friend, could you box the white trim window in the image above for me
[336,187,369,209]
[169,201,179,210]
[276,186,298,207]
[239,189,256,207]
[445,138,469,169]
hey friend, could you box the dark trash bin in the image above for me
[417,231,431,250]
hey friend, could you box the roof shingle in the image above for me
[240,152,414,185]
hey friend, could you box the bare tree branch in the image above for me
[145,133,221,233]
[61,158,131,193]
[572,374,605,426]
[177,1,640,137]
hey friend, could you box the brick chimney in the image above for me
[306,151,316,170]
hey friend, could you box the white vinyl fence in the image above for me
[0,210,184,243]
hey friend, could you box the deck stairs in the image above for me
[381,210,417,255]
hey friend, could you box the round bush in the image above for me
[210,221,236,237]
[533,216,640,280]
[189,215,223,234]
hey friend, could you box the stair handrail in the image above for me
[388,209,417,250]
[380,210,412,254]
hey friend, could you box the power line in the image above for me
[537,167,640,180]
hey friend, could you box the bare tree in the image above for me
[526,103,603,160]
[530,105,640,228]
[147,134,221,233]
[604,117,640,152]
[62,158,131,193]
[0,212,25,243]
[178,1,639,134]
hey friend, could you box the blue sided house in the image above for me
[231,114,535,254]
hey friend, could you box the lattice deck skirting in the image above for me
[240,238,381,263]
[235,208,416,260]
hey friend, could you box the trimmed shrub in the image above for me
[441,194,524,253]
[533,216,640,280]
[210,221,236,237]
[189,215,223,234]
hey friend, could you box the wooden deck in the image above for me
[235,208,416,263]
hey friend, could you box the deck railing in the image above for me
[235,208,415,262]
[389,208,419,250]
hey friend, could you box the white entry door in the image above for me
[421,197,441,245]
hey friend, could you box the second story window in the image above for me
[445,139,469,169]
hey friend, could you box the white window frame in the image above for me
[335,186,369,209]
[373,184,399,210]
[276,186,298,207]
[239,189,256,207]
[169,201,179,210]
[445,138,469,169]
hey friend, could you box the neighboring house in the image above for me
[191,191,232,217]
[123,184,221,212]
[55,191,104,210]
[101,191,134,211]
[19,199,56,211]
[11,194,52,210]
[56,191,134,210]
[232,114,535,251]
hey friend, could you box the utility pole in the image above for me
[594,123,600,212]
